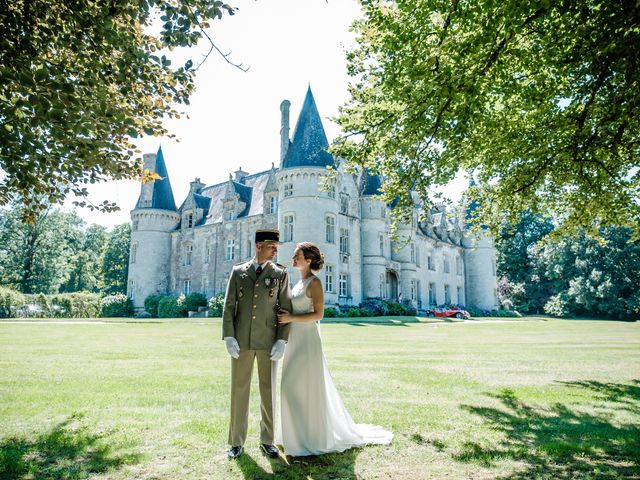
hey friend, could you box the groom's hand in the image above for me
[270,339,286,361]
[224,337,240,359]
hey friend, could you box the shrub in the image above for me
[544,294,573,317]
[382,299,416,316]
[346,307,363,317]
[324,307,339,318]
[360,298,387,316]
[144,294,165,317]
[0,287,26,318]
[466,306,490,317]
[208,293,225,317]
[184,292,208,313]
[33,292,102,318]
[158,295,186,318]
[101,294,133,317]
[384,299,405,316]
[466,306,522,318]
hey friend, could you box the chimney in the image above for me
[138,153,157,208]
[234,167,249,183]
[190,177,204,194]
[280,99,291,165]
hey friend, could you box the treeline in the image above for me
[0,205,130,295]
[496,212,640,319]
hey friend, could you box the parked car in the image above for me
[426,306,470,319]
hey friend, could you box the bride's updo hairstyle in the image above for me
[297,242,325,271]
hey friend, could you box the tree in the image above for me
[102,223,131,295]
[60,224,109,293]
[0,206,83,293]
[495,211,554,312]
[334,0,640,236]
[0,0,236,221]
[536,227,640,318]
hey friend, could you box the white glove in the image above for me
[270,339,286,361]
[224,337,240,359]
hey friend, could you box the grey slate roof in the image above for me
[231,181,252,217]
[137,146,177,211]
[193,193,212,210]
[282,87,335,169]
[360,169,383,195]
[200,170,272,224]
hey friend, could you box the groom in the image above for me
[222,228,292,459]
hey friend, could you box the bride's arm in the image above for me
[277,278,325,324]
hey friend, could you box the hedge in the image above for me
[101,294,134,317]
[157,295,186,318]
[144,294,165,318]
[0,287,26,318]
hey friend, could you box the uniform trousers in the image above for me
[228,349,278,446]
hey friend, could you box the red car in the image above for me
[426,307,470,319]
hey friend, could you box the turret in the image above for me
[359,169,390,299]
[276,87,355,303]
[462,178,497,310]
[128,147,180,311]
[463,233,497,310]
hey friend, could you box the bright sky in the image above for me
[74,0,365,228]
[72,0,467,229]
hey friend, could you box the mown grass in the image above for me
[0,317,638,479]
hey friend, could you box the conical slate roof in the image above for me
[282,86,334,169]
[360,169,383,195]
[464,177,479,224]
[137,146,177,211]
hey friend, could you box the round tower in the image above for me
[276,86,344,305]
[276,167,339,292]
[462,232,497,310]
[359,171,389,300]
[461,177,498,311]
[128,149,180,312]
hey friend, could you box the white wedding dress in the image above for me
[276,276,393,456]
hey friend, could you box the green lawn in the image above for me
[0,317,638,479]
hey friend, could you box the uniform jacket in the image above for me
[222,259,292,350]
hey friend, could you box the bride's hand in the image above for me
[277,309,292,324]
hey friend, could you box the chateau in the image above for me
[127,87,498,313]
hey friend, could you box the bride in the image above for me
[276,241,393,456]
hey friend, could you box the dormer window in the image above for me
[269,196,278,214]
[284,183,293,197]
[185,212,194,228]
[223,199,235,221]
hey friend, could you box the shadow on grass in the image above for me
[323,316,426,326]
[558,379,640,415]
[456,382,640,479]
[0,413,140,480]
[236,448,360,479]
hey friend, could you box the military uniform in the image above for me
[222,259,292,447]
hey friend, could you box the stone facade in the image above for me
[127,88,498,313]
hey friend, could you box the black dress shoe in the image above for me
[260,443,279,458]
[227,446,243,459]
